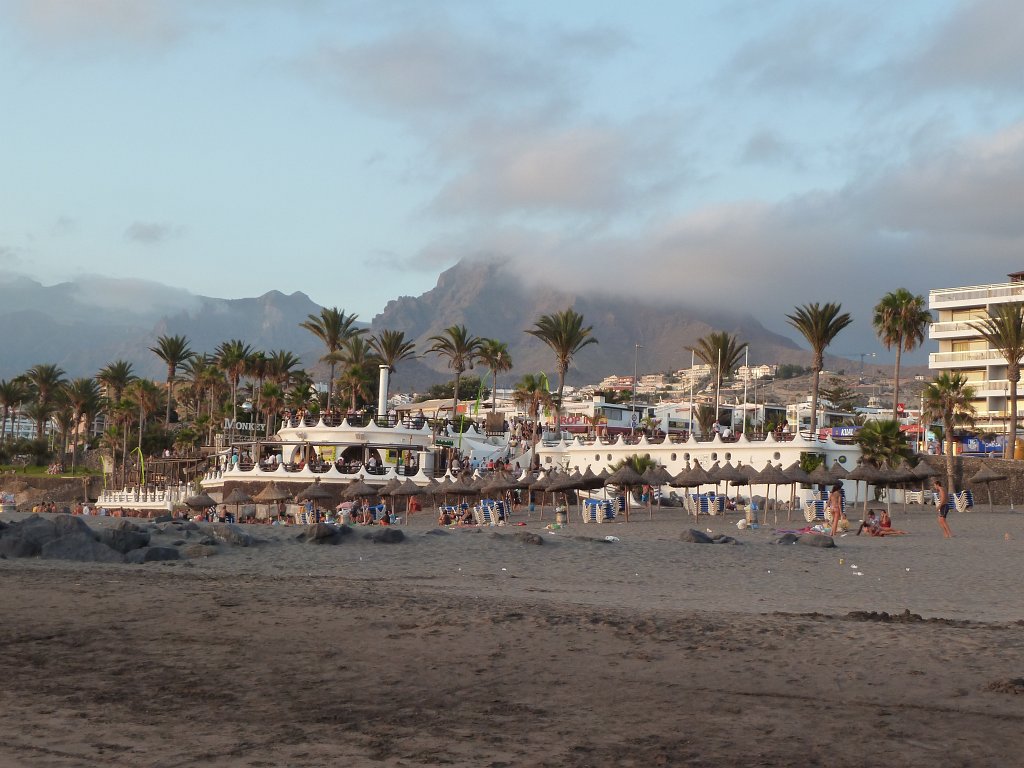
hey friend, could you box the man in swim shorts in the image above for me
[933,479,952,538]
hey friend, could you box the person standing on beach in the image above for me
[828,482,844,536]
[934,479,952,538]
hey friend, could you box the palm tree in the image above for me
[266,349,303,388]
[337,336,381,412]
[149,334,194,426]
[854,419,912,469]
[478,339,513,412]
[299,307,363,410]
[525,308,598,431]
[511,373,554,443]
[687,331,747,418]
[872,289,931,420]
[215,339,254,424]
[97,360,136,404]
[23,363,67,438]
[786,303,853,437]
[124,379,162,453]
[970,302,1024,459]
[370,329,416,409]
[260,382,286,435]
[924,372,976,493]
[428,325,483,421]
[0,378,28,444]
[63,377,102,474]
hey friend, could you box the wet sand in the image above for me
[1,505,1022,766]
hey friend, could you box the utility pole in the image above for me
[631,343,643,436]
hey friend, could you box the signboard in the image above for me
[223,419,265,433]
[827,426,858,438]
[436,438,454,447]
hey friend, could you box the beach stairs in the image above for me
[581,498,617,523]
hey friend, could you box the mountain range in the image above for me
[0,261,815,389]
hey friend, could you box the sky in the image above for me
[2,0,1023,365]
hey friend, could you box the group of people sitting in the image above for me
[856,508,908,537]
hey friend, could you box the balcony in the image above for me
[970,379,1016,397]
[930,282,1024,309]
[929,320,982,340]
[929,349,1007,368]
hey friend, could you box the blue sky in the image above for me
[2,0,1023,363]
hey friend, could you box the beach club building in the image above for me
[929,271,1024,438]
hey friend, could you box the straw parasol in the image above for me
[604,464,644,522]
[828,461,850,481]
[297,480,334,501]
[806,462,833,488]
[184,492,217,510]
[641,465,674,519]
[342,479,379,500]
[223,487,255,521]
[848,461,880,513]
[779,462,811,520]
[753,461,790,525]
[971,464,1007,511]
[254,482,292,502]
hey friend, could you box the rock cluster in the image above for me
[679,529,741,545]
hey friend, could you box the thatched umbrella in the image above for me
[971,464,1007,512]
[342,479,379,500]
[848,461,880,514]
[223,487,255,521]
[806,462,833,491]
[528,471,552,520]
[393,478,424,521]
[605,464,644,522]
[184,492,217,510]
[254,482,291,502]
[669,464,699,516]
[715,461,749,514]
[912,460,940,503]
[753,461,789,525]
[828,461,850,481]
[548,469,587,524]
[641,465,674,519]
[779,461,811,521]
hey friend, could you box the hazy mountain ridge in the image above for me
[0,264,811,388]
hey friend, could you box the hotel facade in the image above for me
[929,271,1024,434]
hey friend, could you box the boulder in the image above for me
[797,534,836,548]
[0,516,59,557]
[513,531,544,546]
[52,515,99,541]
[99,528,151,554]
[114,519,144,532]
[209,524,258,547]
[424,528,450,536]
[305,523,344,544]
[125,546,181,563]
[713,535,741,545]
[181,543,218,558]
[774,533,800,545]
[370,528,405,544]
[680,528,714,544]
[154,513,173,523]
[40,534,123,563]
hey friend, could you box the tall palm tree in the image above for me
[854,419,912,469]
[63,377,102,474]
[525,308,598,431]
[478,339,513,412]
[149,334,194,426]
[924,372,976,493]
[872,289,931,420]
[370,329,416,408]
[97,360,136,403]
[970,302,1024,459]
[23,363,67,438]
[337,336,381,412]
[124,379,162,453]
[687,331,747,419]
[786,302,853,437]
[0,378,28,444]
[215,339,253,424]
[299,307,363,410]
[428,325,483,420]
[511,373,554,443]
[266,349,303,388]
[260,382,286,436]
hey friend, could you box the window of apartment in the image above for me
[951,340,989,352]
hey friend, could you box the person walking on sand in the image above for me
[828,482,844,536]
[934,479,953,538]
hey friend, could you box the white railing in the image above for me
[929,321,982,338]
[930,282,1024,306]
[96,484,192,508]
[929,350,1006,366]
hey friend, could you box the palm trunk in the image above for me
[891,343,902,420]
[944,414,955,492]
[327,362,336,410]
[452,372,462,429]
[71,412,79,475]
[555,367,567,433]
[809,357,822,437]
[165,365,174,426]
[1008,366,1020,460]
[492,371,498,412]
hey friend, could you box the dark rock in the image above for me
[371,528,405,544]
[125,546,181,563]
[99,528,151,554]
[304,523,346,545]
[172,539,185,546]
[52,515,97,540]
[114,519,143,532]
[680,529,714,544]
[713,535,741,545]
[154,513,173,523]
[797,534,836,548]
[199,536,217,546]
[209,523,258,547]
[424,528,450,536]
[181,543,218,558]
[513,532,544,545]
[40,534,123,563]
[774,533,800,545]
[0,516,58,557]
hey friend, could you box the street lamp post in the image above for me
[631,343,643,437]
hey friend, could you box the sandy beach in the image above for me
[2,505,1023,767]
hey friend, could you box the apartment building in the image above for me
[929,271,1024,433]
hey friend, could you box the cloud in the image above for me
[2,0,188,51]
[71,273,201,316]
[429,116,688,217]
[739,129,803,169]
[125,221,184,244]
[896,0,1024,93]
[0,245,25,268]
[50,215,77,236]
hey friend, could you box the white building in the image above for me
[929,271,1024,433]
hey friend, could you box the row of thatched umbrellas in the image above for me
[182,459,1009,523]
